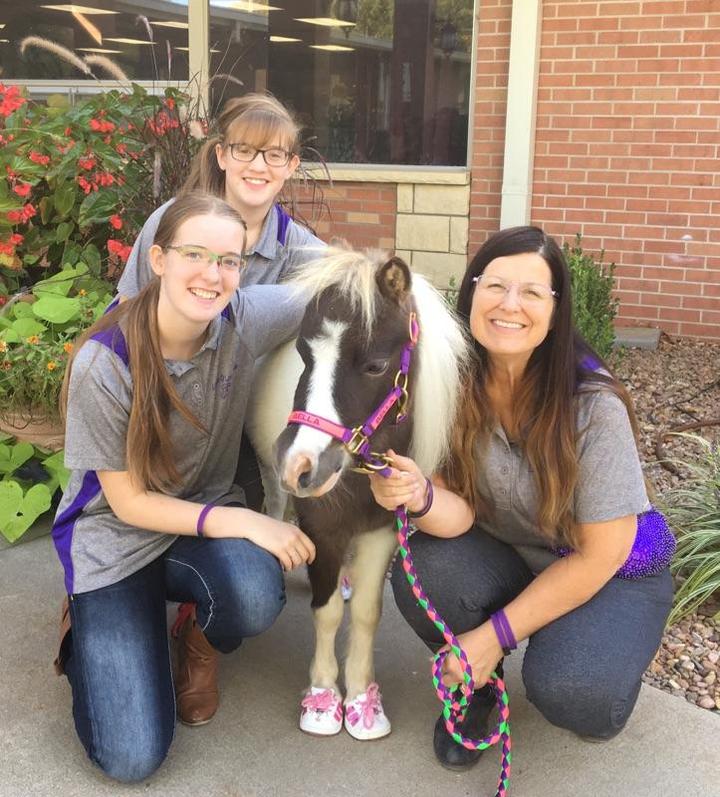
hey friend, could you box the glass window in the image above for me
[209,0,474,167]
[1,1,190,82]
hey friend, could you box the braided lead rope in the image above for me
[394,507,512,797]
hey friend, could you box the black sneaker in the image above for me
[432,685,496,771]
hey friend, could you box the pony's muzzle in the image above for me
[274,428,348,498]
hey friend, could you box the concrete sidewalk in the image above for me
[2,534,718,797]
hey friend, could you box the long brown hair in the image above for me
[444,226,640,549]
[61,194,247,493]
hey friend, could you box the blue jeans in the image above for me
[391,526,673,739]
[63,534,286,782]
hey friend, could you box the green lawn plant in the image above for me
[0,433,69,543]
[563,235,618,360]
[661,433,720,624]
[0,263,113,421]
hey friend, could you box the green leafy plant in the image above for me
[0,433,69,543]
[661,433,720,624]
[563,235,618,360]
[0,263,113,421]
[0,81,202,298]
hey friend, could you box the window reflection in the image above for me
[210,0,473,167]
[1,1,189,82]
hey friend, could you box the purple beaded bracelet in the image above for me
[490,609,518,657]
[408,477,434,519]
[196,503,215,537]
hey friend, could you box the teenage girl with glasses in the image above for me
[53,194,316,782]
[103,94,326,725]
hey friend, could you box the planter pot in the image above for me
[0,412,64,451]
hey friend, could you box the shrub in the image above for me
[0,82,201,298]
[0,264,113,422]
[563,235,618,360]
[0,434,68,543]
[661,433,720,624]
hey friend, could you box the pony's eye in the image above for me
[363,359,389,376]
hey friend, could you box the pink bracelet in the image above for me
[408,478,434,518]
[196,503,215,537]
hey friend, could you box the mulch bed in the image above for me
[612,335,720,714]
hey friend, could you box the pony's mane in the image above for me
[287,245,471,476]
[410,274,471,474]
[286,246,385,336]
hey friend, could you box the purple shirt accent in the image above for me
[275,203,291,246]
[52,470,101,594]
[91,326,130,366]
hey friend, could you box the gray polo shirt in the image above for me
[476,388,650,573]
[117,199,325,298]
[52,284,306,595]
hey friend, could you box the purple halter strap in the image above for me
[287,312,419,474]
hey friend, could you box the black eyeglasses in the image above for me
[227,143,293,167]
[164,244,246,272]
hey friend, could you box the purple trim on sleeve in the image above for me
[52,470,102,594]
[275,203,291,247]
[91,326,129,366]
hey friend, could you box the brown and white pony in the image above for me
[247,247,469,739]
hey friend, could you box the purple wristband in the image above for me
[490,609,517,656]
[408,478,434,519]
[196,503,215,537]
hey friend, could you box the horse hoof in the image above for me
[299,687,343,736]
[344,683,391,741]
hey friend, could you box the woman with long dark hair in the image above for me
[370,226,673,771]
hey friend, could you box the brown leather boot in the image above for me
[53,596,72,676]
[172,603,219,726]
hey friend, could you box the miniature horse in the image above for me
[246,247,468,740]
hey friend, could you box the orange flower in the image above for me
[78,288,87,296]
[0,340,7,353]
[46,360,58,371]
[26,335,40,345]
[63,342,74,353]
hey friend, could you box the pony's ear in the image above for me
[329,236,352,250]
[376,256,412,305]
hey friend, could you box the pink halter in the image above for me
[287,312,419,475]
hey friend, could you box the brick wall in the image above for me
[468,0,514,251]
[297,182,396,252]
[533,0,720,339]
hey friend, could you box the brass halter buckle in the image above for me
[350,452,393,475]
[346,426,370,457]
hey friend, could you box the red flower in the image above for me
[115,142,127,156]
[89,117,115,133]
[94,171,115,187]
[0,242,14,256]
[77,176,93,195]
[13,183,32,198]
[165,97,176,110]
[107,238,132,263]
[109,214,123,230]
[0,297,7,308]
[21,203,36,222]
[64,126,72,137]
[78,156,96,171]
[7,210,22,224]
[0,84,26,118]
[10,233,23,245]
[29,151,50,166]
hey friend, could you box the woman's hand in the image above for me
[368,449,428,512]
[438,623,504,690]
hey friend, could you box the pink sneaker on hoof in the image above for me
[299,687,343,736]
[344,683,391,741]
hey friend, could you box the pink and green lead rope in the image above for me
[395,506,512,797]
